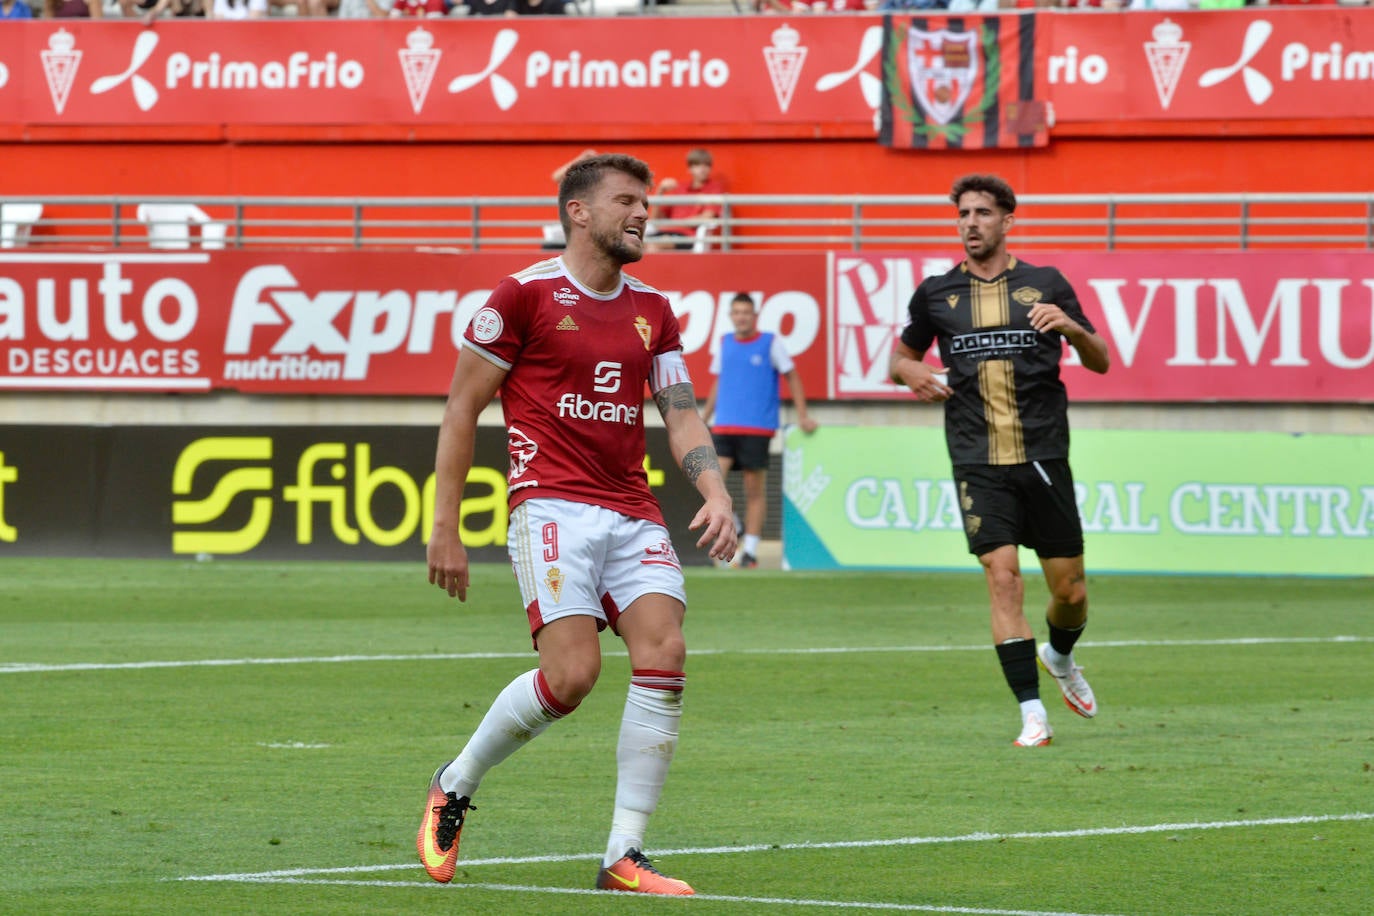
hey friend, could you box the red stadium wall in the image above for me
[5,10,1374,200]
[6,135,1374,202]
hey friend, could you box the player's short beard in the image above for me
[592,223,643,265]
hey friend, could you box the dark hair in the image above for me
[950,174,1017,214]
[557,153,653,234]
[686,148,713,166]
[731,292,756,310]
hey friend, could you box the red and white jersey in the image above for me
[463,257,690,526]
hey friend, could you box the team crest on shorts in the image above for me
[641,539,681,569]
[544,566,564,603]
[634,316,652,351]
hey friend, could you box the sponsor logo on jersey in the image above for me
[556,315,580,331]
[592,361,622,393]
[553,287,580,307]
[556,393,639,425]
[949,329,1037,358]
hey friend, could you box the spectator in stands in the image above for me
[1128,0,1194,10]
[337,0,392,15]
[552,150,599,185]
[543,150,599,249]
[129,0,204,19]
[392,0,445,14]
[758,0,870,10]
[205,0,266,17]
[1,0,34,16]
[647,148,726,252]
[42,0,102,16]
[463,0,565,13]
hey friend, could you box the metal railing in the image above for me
[4,193,1374,252]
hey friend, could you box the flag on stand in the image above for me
[878,13,1049,150]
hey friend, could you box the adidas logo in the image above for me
[556,315,580,331]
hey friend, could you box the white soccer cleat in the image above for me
[1014,710,1053,747]
[1038,643,1097,719]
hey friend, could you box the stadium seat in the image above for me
[0,203,43,249]
[136,203,227,250]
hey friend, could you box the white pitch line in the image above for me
[176,878,1121,916]
[5,635,1372,675]
[178,810,1374,884]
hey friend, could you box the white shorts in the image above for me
[508,498,686,639]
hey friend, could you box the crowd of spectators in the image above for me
[760,0,1351,10]
[2,0,568,16]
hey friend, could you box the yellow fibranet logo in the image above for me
[169,436,508,556]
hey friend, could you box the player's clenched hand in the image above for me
[689,495,738,563]
[1028,302,1082,337]
[427,529,471,601]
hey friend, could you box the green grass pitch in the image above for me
[2,558,1370,914]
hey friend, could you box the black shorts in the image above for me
[953,459,1083,559]
[712,432,771,471]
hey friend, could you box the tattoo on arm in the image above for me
[681,445,720,485]
[654,382,697,416]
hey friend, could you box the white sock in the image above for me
[441,668,574,798]
[1019,698,1048,721]
[603,672,684,866]
[742,534,761,556]
[1041,644,1070,671]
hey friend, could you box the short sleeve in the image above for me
[899,281,936,354]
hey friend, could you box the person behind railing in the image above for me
[461,0,565,13]
[646,147,725,252]
[41,0,103,16]
[206,0,268,18]
[336,0,391,16]
[389,0,446,15]
[1,0,35,17]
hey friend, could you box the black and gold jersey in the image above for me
[899,257,1094,467]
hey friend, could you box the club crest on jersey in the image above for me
[556,315,580,331]
[1012,287,1043,306]
[544,566,564,603]
[553,287,580,307]
[634,316,652,351]
[946,294,959,309]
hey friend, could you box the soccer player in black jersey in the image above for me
[890,174,1111,747]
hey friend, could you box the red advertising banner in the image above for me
[0,11,1370,132]
[830,251,1374,403]
[0,18,878,132]
[3,249,1369,401]
[1043,9,1374,123]
[0,250,828,398]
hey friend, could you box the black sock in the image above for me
[1047,619,1085,657]
[995,638,1039,702]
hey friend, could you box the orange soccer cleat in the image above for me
[596,848,695,896]
[416,762,475,884]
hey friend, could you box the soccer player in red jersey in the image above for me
[418,153,736,895]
